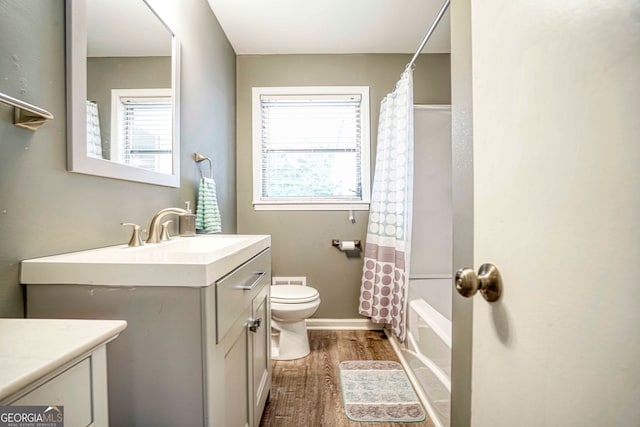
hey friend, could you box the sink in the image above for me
[159,235,250,253]
[21,235,271,287]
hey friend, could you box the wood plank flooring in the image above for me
[259,329,435,427]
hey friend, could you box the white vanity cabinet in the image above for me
[23,237,271,427]
[10,356,95,425]
[0,319,126,427]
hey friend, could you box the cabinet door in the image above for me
[250,285,271,427]
[12,357,93,426]
[223,308,251,427]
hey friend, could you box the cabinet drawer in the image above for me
[216,249,270,343]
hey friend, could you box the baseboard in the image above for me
[305,318,385,330]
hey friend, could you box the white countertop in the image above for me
[20,234,271,287]
[0,318,127,401]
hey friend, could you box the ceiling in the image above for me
[87,0,173,57]
[206,0,450,55]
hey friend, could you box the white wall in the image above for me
[409,106,452,320]
[411,106,452,277]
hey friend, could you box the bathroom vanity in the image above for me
[0,318,126,426]
[21,235,271,427]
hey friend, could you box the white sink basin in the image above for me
[21,235,270,287]
[162,236,250,253]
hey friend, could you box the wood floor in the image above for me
[259,329,435,427]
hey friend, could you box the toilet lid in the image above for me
[271,285,319,303]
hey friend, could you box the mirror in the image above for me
[66,0,180,187]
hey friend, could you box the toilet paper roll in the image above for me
[339,241,356,251]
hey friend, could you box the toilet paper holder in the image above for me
[331,239,362,251]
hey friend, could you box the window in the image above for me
[111,88,173,174]
[252,86,370,210]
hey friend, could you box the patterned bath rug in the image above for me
[339,360,426,422]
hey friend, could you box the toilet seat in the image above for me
[271,285,319,304]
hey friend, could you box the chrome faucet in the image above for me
[146,207,189,243]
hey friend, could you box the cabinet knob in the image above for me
[248,318,262,333]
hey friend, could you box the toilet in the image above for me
[270,285,321,360]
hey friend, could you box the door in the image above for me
[250,284,271,427]
[450,0,640,426]
[224,307,251,427]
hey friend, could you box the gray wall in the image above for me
[0,0,236,317]
[87,56,171,158]
[237,54,450,318]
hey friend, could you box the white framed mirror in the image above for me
[66,0,180,187]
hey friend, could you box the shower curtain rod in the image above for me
[405,0,450,72]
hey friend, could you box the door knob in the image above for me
[455,263,503,302]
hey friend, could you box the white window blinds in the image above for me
[120,97,172,173]
[258,93,366,202]
[111,88,173,175]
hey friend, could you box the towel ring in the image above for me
[194,153,213,178]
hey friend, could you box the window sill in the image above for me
[253,202,370,211]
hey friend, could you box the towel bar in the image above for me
[0,92,54,131]
[194,153,213,178]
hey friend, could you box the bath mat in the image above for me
[339,360,426,422]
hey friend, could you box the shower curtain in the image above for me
[86,100,102,159]
[359,70,414,341]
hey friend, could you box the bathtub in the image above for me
[390,298,452,427]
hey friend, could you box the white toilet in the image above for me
[270,285,321,360]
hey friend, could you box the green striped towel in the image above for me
[196,177,222,233]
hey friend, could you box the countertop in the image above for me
[0,318,127,402]
[20,234,271,287]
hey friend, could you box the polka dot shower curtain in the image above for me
[359,70,414,341]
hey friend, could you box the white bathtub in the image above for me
[408,276,452,321]
[392,299,452,427]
